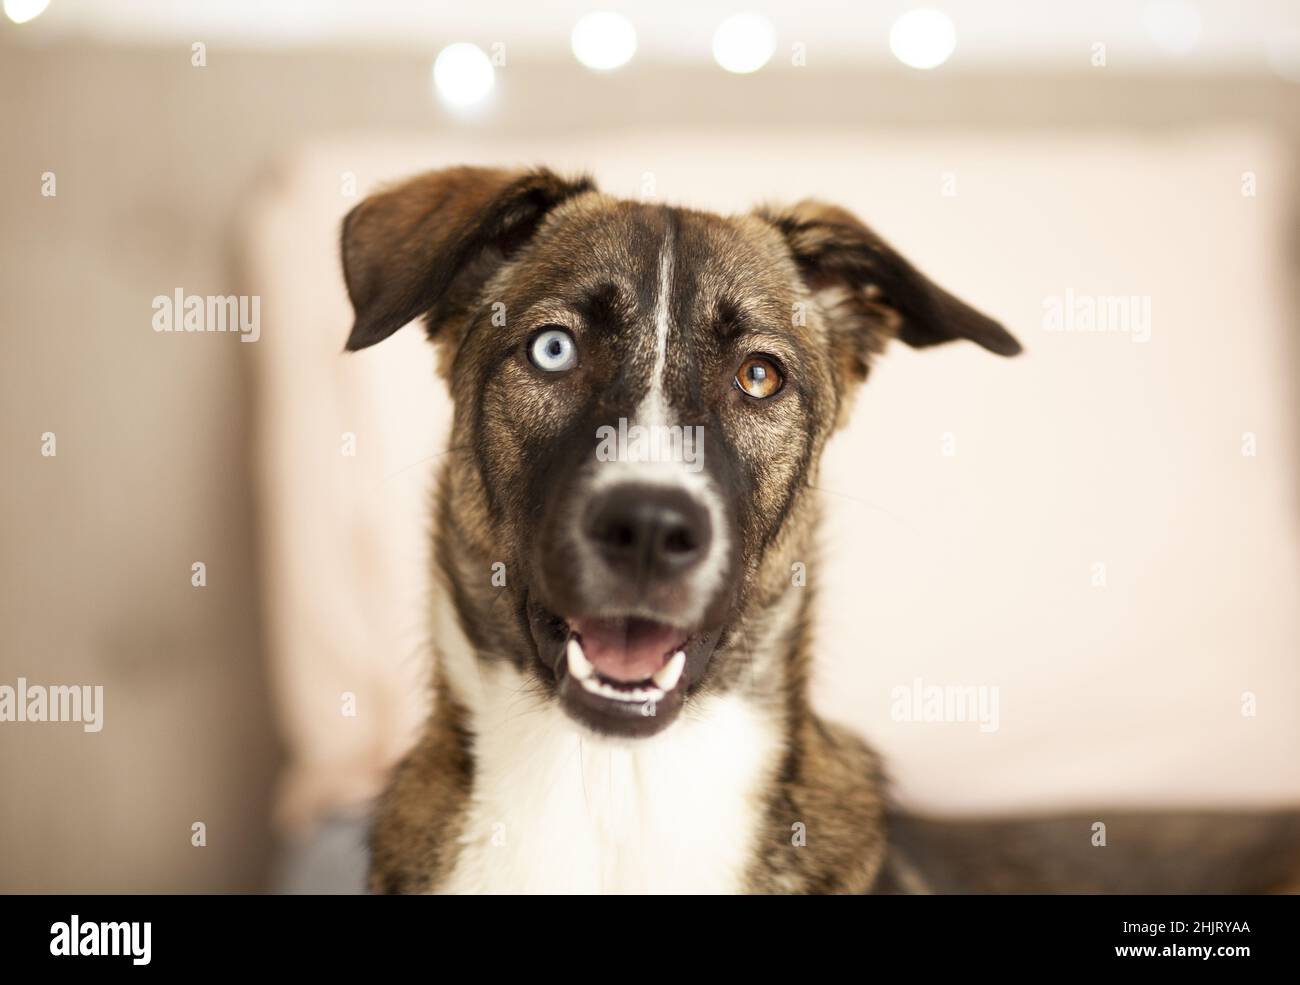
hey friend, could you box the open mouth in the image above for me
[565,616,688,704]
[556,616,692,736]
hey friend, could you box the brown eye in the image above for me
[735,355,783,399]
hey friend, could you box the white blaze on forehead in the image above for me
[579,234,731,621]
[637,241,674,429]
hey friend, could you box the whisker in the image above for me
[377,443,473,487]
[807,481,922,539]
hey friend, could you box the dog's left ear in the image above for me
[758,200,1021,371]
[341,166,596,352]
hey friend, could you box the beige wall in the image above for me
[1,40,1298,891]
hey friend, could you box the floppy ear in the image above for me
[758,200,1021,372]
[340,166,596,351]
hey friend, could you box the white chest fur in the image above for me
[438,643,781,894]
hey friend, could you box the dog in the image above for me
[339,166,1300,894]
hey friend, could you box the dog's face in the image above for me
[342,167,1019,738]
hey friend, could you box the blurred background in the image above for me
[2,0,1299,893]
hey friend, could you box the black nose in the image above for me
[584,484,711,582]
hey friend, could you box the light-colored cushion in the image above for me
[244,130,1300,830]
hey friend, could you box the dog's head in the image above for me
[342,166,1019,739]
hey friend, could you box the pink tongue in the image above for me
[572,618,681,683]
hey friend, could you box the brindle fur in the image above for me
[349,168,922,893]
[344,167,1299,894]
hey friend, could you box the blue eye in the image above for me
[528,327,577,372]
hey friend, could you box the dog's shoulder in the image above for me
[746,713,889,894]
[369,691,473,894]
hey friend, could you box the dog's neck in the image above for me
[428,531,816,893]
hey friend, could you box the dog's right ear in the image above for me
[340,166,596,351]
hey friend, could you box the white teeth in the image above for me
[579,676,664,704]
[652,650,686,691]
[566,637,594,681]
[567,640,684,704]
